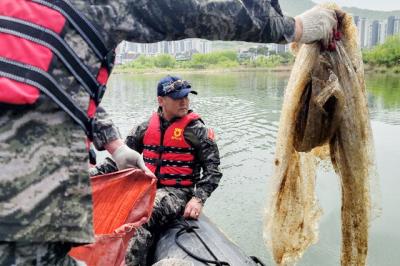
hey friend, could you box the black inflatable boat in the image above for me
[152,215,265,266]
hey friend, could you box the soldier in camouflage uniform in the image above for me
[0,0,337,265]
[91,75,223,265]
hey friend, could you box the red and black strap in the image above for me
[0,57,95,139]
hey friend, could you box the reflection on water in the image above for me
[100,72,400,265]
[368,74,400,125]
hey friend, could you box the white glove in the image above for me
[296,6,337,47]
[111,144,147,171]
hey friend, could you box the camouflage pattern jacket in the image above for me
[0,0,295,243]
[92,110,223,204]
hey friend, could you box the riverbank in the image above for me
[113,65,293,75]
[113,64,400,75]
[363,64,400,74]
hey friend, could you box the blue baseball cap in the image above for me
[157,75,197,99]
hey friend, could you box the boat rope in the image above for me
[174,220,230,266]
[250,256,266,266]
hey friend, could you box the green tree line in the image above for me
[118,35,400,72]
[363,35,400,68]
[119,50,294,70]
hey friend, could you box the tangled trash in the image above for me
[264,5,379,266]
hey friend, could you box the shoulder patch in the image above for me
[207,128,215,141]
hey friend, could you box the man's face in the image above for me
[158,95,190,120]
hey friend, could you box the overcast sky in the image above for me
[312,0,400,11]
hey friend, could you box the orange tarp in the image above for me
[69,168,157,266]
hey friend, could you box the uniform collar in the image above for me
[157,107,193,125]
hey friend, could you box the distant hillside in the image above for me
[279,0,315,16]
[212,0,400,51]
[279,0,400,20]
[211,0,314,51]
[342,7,400,20]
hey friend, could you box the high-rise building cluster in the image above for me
[115,39,212,64]
[353,15,400,48]
[116,15,399,64]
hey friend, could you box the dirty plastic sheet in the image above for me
[69,168,157,266]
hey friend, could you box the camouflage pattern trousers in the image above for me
[125,187,192,266]
[0,242,82,266]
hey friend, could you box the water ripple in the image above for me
[101,73,400,265]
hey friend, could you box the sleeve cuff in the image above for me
[92,124,121,151]
[283,16,296,43]
[194,189,210,204]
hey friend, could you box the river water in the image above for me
[99,71,400,265]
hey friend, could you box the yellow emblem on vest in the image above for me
[172,127,183,141]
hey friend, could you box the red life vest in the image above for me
[143,112,200,187]
[0,0,114,140]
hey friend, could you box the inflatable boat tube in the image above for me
[152,214,265,266]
